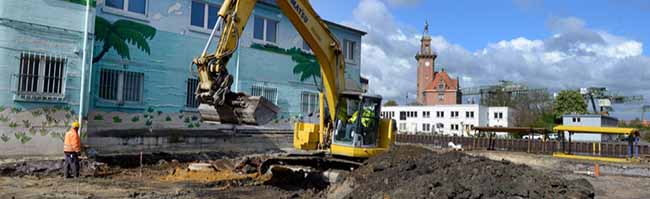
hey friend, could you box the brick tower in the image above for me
[415,21,437,104]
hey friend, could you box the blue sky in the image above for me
[312,0,650,54]
[310,0,650,120]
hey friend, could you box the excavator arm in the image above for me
[194,0,344,126]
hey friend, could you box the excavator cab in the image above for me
[333,93,382,148]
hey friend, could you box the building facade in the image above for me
[88,0,365,133]
[381,105,512,136]
[0,0,92,156]
[562,114,619,142]
[0,0,365,156]
[415,24,460,105]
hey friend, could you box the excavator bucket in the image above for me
[198,94,279,125]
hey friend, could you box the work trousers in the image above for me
[64,152,80,178]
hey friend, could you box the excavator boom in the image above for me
[194,0,344,126]
[193,0,394,162]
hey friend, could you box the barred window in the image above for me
[251,83,277,104]
[186,78,199,108]
[99,69,143,103]
[301,91,318,115]
[16,53,66,100]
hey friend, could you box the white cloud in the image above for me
[345,0,649,106]
[385,0,422,6]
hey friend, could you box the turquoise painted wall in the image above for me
[0,0,89,111]
[0,0,365,156]
[0,0,92,156]
[91,0,364,118]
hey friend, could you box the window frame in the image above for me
[343,39,356,62]
[301,91,319,115]
[185,78,200,109]
[98,69,144,105]
[253,15,279,44]
[301,39,312,53]
[103,0,149,21]
[189,1,222,34]
[251,83,278,104]
[13,52,68,102]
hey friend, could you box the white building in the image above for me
[381,105,513,136]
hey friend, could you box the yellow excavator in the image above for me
[193,0,394,172]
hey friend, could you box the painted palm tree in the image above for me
[63,0,96,6]
[289,48,321,89]
[93,17,156,63]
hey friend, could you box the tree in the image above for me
[553,90,587,117]
[511,91,555,128]
[383,100,398,106]
[93,17,156,63]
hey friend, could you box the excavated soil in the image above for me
[346,145,595,199]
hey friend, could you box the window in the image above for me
[399,111,406,120]
[253,16,278,43]
[436,111,444,118]
[413,111,418,118]
[186,78,199,108]
[99,69,144,103]
[451,124,459,131]
[494,112,503,119]
[451,111,459,118]
[465,111,474,118]
[191,1,220,30]
[301,91,318,115]
[423,111,431,118]
[399,123,406,131]
[251,83,278,104]
[343,40,356,61]
[302,40,311,52]
[15,53,66,100]
[381,111,394,119]
[572,117,581,122]
[106,0,147,15]
[422,123,431,132]
[436,123,444,129]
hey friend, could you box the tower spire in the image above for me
[424,20,429,35]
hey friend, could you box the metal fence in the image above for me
[396,134,650,158]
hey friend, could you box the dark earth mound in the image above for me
[346,145,595,199]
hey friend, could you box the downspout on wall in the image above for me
[79,0,92,128]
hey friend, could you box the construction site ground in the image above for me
[1,144,649,199]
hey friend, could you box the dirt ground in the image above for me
[342,145,594,199]
[0,160,315,199]
[464,148,650,199]
[1,145,649,199]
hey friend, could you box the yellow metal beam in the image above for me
[553,125,638,135]
[552,152,632,163]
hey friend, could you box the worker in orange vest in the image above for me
[63,121,81,178]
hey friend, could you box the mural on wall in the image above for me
[87,108,210,133]
[0,105,80,145]
[62,0,96,6]
[93,16,156,63]
[250,43,321,87]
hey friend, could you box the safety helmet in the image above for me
[72,121,80,128]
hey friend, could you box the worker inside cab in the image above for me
[333,96,380,147]
[334,98,359,144]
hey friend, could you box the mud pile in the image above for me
[346,145,595,199]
